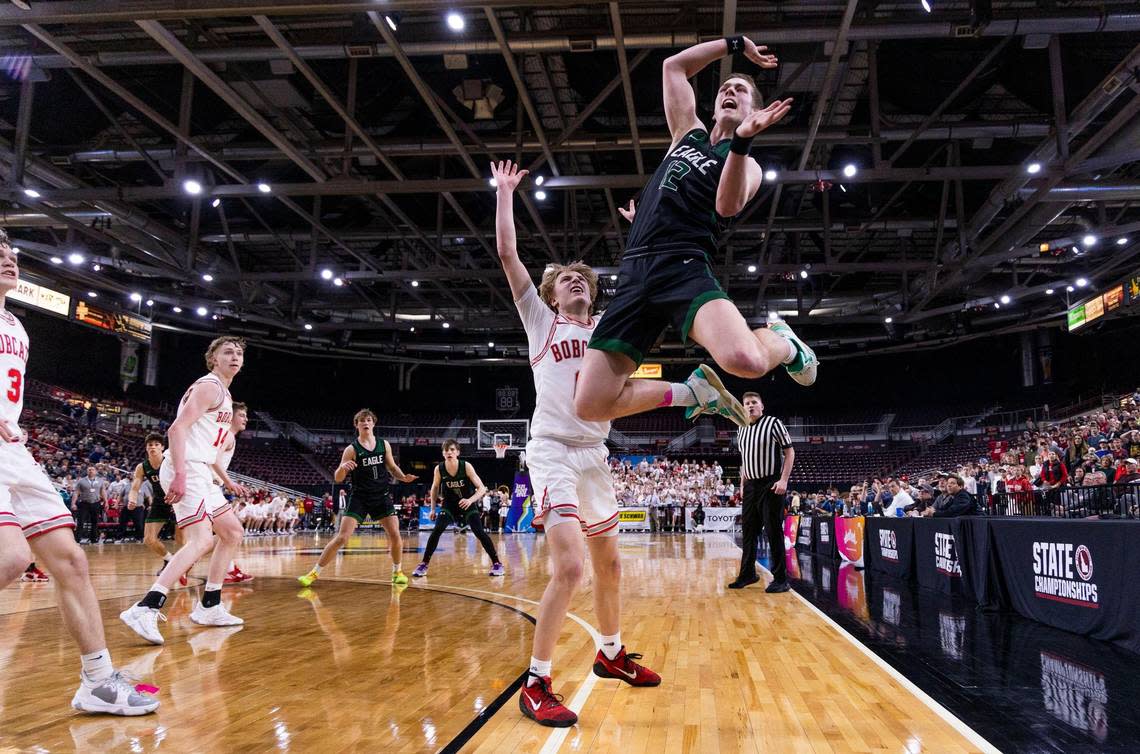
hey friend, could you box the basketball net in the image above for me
[494,442,508,460]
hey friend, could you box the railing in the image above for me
[984,483,1137,518]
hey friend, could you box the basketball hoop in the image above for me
[494,442,509,460]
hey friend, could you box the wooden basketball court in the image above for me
[0,531,991,752]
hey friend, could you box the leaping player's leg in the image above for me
[413,513,451,576]
[298,511,358,586]
[688,299,818,386]
[30,528,160,715]
[467,511,503,576]
[378,515,407,585]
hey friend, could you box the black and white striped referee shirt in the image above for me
[737,415,793,479]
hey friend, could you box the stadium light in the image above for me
[1117,237,1128,246]
[994,302,1001,309]
[23,188,40,198]
[196,306,208,316]
[1082,234,1097,247]
[1066,285,1075,292]
[304,323,313,331]
[173,306,183,313]
[410,280,419,287]
[768,311,779,322]
[535,190,548,201]
[764,168,777,182]
[1000,294,1011,305]
[610,274,618,281]
[1076,277,1089,288]
[333,277,344,287]
[182,179,202,195]
[129,292,142,302]
[487,341,495,348]
[920,0,932,11]
[799,269,808,279]
[92,264,101,272]
[884,316,893,324]
[50,256,62,265]
[212,314,219,320]
[842,163,857,178]
[446,11,464,31]
[257,182,271,194]
[202,273,214,282]
[384,14,398,30]
[146,299,154,307]
[320,268,334,280]
[1026,162,1042,175]
[747,264,757,273]
[442,322,450,329]
[68,252,85,265]
[211,198,221,208]
[489,178,497,187]
[535,175,545,186]
[1045,288,1054,295]
[87,291,97,298]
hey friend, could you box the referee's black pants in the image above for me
[738,476,786,584]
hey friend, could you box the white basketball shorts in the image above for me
[0,442,74,539]
[159,458,232,528]
[527,437,618,537]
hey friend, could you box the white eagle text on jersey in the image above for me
[515,285,609,447]
[180,374,234,464]
[0,308,30,433]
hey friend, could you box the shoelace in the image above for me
[618,651,645,672]
[104,671,160,698]
[529,677,565,708]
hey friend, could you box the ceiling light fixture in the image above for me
[1076,277,1089,288]
[182,179,202,195]
[535,190,547,201]
[320,269,333,280]
[842,163,857,178]
[446,11,465,31]
[202,273,214,282]
[1026,162,1042,175]
[23,188,40,198]
[67,252,85,265]
[747,264,757,273]
[257,182,271,194]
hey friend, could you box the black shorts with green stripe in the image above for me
[145,502,175,524]
[346,493,396,522]
[588,245,730,366]
[438,502,481,526]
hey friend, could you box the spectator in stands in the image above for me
[1037,450,1068,489]
[921,474,976,517]
[885,480,913,518]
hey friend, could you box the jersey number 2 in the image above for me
[659,160,692,192]
[6,369,20,403]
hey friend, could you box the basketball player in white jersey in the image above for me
[211,402,253,584]
[0,233,158,715]
[492,161,660,728]
[120,336,248,644]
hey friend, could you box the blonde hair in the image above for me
[353,408,377,425]
[718,73,762,112]
[205,336,246,370]
[538,261,599,314]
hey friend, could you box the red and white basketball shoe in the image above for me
[592,646,661,686]
[519,673,577,728]
[224,566,254,585]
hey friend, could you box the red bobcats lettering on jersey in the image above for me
[0,309,30,431]
[551,339,590,364]
[0,332,28,363]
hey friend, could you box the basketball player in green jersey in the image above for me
[575,35,817,427]
[412,439,503,577]
[298,409,417,587]
[129,433,186,585]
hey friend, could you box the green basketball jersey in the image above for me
[142,458,166,507]
[351,438,388,498]
[438,460,473,507]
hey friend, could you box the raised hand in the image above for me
[735,98,793,138]
[618,198,636,223]
[490,160,529,194]
[742,39,778,69]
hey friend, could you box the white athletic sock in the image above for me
[150,582,170,596]
[600,634,621,660]
[162,553,172,563]
[312,564,323,575]
[668,383,699,407]
[80,648,114,683]
[528,657,552,685]
[392,562,402,572]
[779,336,797,365]
[228,561,236,572]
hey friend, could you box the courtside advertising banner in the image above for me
[504,472,535,533]
[914,518,963,595]
[617,507,649,531]
[813,516,839,559]
[698,506,742,532]
[796,515,814,550]
[835,516,865,566]
[987,519,1140,655]
[783,515,800,550]
[865,517,915,580]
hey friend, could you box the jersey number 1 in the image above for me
[659,160,692,192]
[6,369,20,403]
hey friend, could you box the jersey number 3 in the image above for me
[6,369,20,403]
[659,160,692,192]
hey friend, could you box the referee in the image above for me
[730,391,794,592]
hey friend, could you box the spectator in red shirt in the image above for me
[1037,450,1068,488]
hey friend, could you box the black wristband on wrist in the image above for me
[725,35,744,54]
[730,132,754,156]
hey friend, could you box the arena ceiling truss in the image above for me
[0,0,1137,363]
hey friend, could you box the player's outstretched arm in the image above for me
[333,444,356,484]
[383,440,417,483]
[491,160,535,302]
[716,97,792,217]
